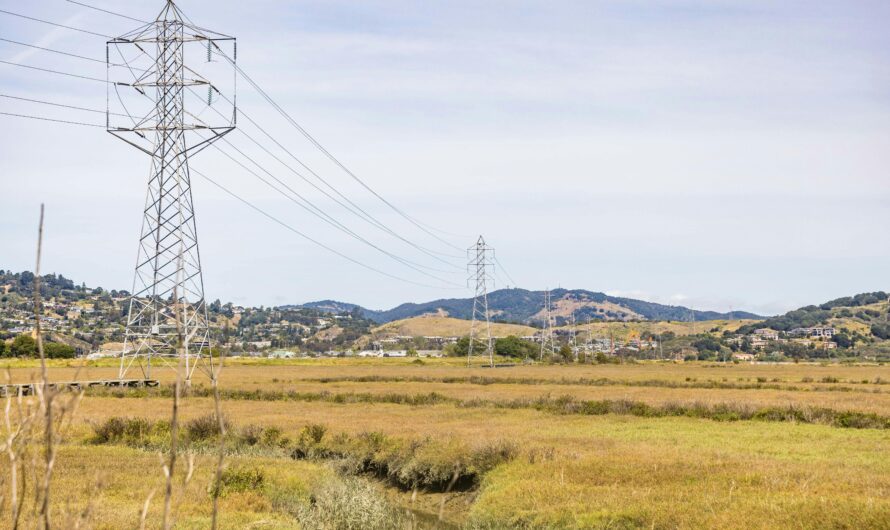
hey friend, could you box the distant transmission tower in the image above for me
[108,2,237,383]
[539,289,557,360]
[467,236,494,367]
[570,312,578,362]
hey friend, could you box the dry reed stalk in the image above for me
[29,205,86,529]
[210,352,227,530]
[162,258,187,530]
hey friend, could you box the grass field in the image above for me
[2,358,889,528]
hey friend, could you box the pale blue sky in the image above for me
[1,0,888,315]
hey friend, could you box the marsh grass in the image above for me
[87,386,890,430]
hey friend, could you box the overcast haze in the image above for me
[1,0,889,316]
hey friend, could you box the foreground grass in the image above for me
[0,444,332,529]
[3,360,890,528]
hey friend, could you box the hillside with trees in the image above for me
[299,288,763,325]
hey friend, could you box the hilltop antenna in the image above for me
[467,235,494,367]
[108,1,237,383]
[539,289,557,360]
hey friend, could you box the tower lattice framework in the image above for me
[108,1,236,382]
[467,236,495,367]
[539,289,557,360]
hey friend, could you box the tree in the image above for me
[10,334,37,357]
[0,340,7,357]
[494,336,537,358]
[871,323,890,340]
[557,344,573,363]
[44,342,75,359]
[445,337,472,357]
[832,332,854,349]
[692,335,722,353]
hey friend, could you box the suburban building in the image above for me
[789,327,836,339]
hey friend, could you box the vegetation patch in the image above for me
[291,426,518,492]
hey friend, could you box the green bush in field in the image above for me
[211,466,265,497]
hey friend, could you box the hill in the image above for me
[371,315,537,339]
[738,292,890,341]
[296,288,764,325]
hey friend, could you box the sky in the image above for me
[1,0,889,316]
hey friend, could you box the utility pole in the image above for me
[467,236,494,368]
[539,289,557,360]
[108,1,236,384]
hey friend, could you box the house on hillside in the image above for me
[789,327,836,339]
[753,328,779,341]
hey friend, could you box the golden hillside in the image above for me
[558,319,759,340]
[372,315,537,338]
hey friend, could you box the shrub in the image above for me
[90,416,162,445]
[211,466,265,497]
[238,424,264,446]
[300,423,327,445]
[185,412,229,442]
[296,477,405,530]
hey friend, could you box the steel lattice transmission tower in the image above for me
[467,236,495,367]
[107,1,237,382]
[539,289,557,360]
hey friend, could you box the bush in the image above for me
[185,413,229,442]
[300,423,327,444]
[211,466,265,497]
[90,416,163,445]
[296,476,405,530]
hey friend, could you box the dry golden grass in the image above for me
[0,438,330,529]
[4,359,890,528]
[188,379,890,415]
[7,357,889,385]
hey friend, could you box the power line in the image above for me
[0,93,129,117]
[0,59,114,84]
[6,4,467,266]
[14,1,467,256]
[1,38,109,66]
[493,255,518,287]
[190,167,462,291]
[0,111,103,128]
[0,102,463,290]
[64,0,149,24]
[202,132,462,284]
[6,2,470,290]
[199,88,464,265]
[0,8,112,38]
[7,3,467,249]
[209,41,467,252]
